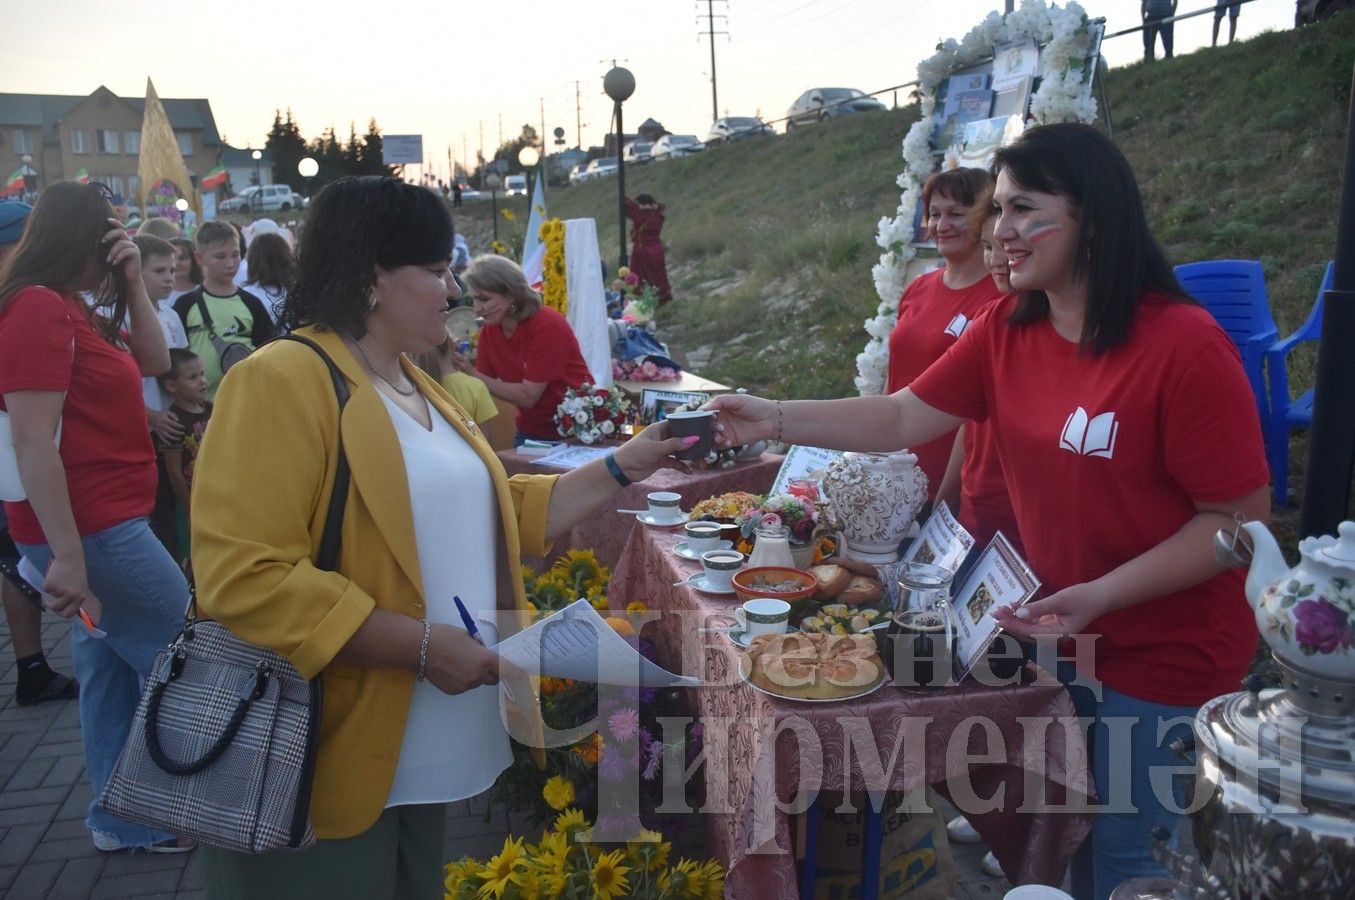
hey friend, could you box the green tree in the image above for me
[264,108,307,192]
[360,118,394,177]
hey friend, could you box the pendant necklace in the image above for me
[350,337,416,397]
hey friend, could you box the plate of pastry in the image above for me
[737,632,886,703]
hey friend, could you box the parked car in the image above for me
[704,117,774,146]
[651,134,704,160]
[1296,0,1352,23]
[585,157,618,179]
[219,184,299,214]
[504,174,528,196]
[568,163,590,185]
[622,141,653,165]
[785,88,887,130]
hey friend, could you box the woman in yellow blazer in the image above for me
[190,177,694,899]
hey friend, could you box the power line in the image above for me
[699,0,729,124]
[738,0,870,42]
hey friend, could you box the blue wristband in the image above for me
[604,452,632,488]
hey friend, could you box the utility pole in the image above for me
[461,133,468,180]
[478,122,484,174]
[700,0,729,125]
[497,114,503,150]
[574,81,583,150]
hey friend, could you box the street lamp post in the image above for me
[250,149,263,217]
[298,156,318,205]
[485,172,502,245]
[174,197,191,237]
[603,67,636,271]
[19,154,36,201]
[517,145,540,209]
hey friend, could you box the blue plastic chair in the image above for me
[1174,260,1278,452]
[1265,261,1335,506]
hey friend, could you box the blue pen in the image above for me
[453,595,515,700]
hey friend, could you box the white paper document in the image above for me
[531,444,614,470]
[900,501,975,574]
[496,599,699,688]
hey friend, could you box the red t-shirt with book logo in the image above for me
[886,268,1003,502]
[911,292,1268,706]
[475,306,593,440]
[0,287,156,544]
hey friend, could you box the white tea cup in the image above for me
[700,550,744,592]
[646,491,682,522]
[738,597,790,639]
[684,521,722,553]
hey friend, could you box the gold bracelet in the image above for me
[416,618,431,681]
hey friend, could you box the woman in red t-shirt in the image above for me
[453,255,593,443]
[887,168,1003,504]
[0,182,192,853]
[709,124,1270,898]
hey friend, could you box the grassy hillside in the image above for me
[454,13,1353,410]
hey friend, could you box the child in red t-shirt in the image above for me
[707,124,1270,897]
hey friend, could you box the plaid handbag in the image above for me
[99,335,350,854]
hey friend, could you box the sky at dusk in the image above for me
[3,0,1294,183]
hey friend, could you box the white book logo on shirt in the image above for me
[1059,407,1119,459]
[944,314,970,338]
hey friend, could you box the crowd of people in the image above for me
[0,121,1272,900]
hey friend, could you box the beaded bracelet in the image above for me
[416,618,431,682]
[775,400,784,444]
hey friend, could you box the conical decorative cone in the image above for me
[136,78,199,220]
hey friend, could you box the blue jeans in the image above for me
[19,517,190,847]
[1059,662,1197,900]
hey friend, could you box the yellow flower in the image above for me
[476,837,527,899]
[617,266,630,278]
[697,860,726,898]
[659,858,702,897]
[553,549,602,585]
[531,831,571,894]
[542,775,575,811]
[604,616,635,636]
[445,859,483,898]
[553,807,590,837]
[626,600,648,614]
[587,585,609,611]
[501,208,516,221]
[590,849,631,899]
[626,828,671,871]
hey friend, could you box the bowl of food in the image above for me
[732,566,819,604]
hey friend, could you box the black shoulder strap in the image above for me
[277,334,351,572]
[193,292,217,337]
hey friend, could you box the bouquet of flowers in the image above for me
[613,266,661,327]
[444,809,725,900]
[735,492,832,548]
[612,358,680,383]
[554,383,632,444]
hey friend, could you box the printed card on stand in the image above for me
[769,445,844,496]
[900,501,975,575]
[948,532,1041,682]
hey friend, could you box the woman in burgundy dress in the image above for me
[624,194,672,304]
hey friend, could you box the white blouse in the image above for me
[380,391,512,807]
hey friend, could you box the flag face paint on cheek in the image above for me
[1023,219,1063,244]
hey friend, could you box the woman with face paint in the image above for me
[707,123,1270,899]
[886,167,1004,506]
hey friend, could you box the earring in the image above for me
[368,295,379,312]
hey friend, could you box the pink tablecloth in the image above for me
[497,449,783,568]
[611,524,1095,895]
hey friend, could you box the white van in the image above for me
[504,175,528,196]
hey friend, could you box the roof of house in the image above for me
[0,87,221,148]
[219,143,273,166]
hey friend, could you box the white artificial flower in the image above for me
[600,419,615,435]
[580,431,595,444]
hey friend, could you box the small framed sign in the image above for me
[639,389,709,425]
[769,445,844,496]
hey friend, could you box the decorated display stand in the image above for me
[857,0,1104,396]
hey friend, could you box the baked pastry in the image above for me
[740,632,883,700]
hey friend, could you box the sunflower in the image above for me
[553,806,590,837]
[444,859,484,899]
[626,828,671,871]
[501,208,516,221]
[531,831,572,894]
[590,848,632,899]
[542,775,575,811]
[586,585,609,611]
[491,240,508,255]
[476,836,527,898]
[626,600,648,614]
[659,858,702,897]
[603,615,635,636]
[553,548,605,587]
[697,859,726,898]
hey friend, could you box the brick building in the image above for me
[0,85,221,205]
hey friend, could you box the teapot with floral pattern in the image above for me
[1237,519,1355,681]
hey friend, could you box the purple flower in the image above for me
[608,708,640,742]
[641,740,662,780]
[1293,597,1353,654]
[639,688,658,705]
[599,745,628,781]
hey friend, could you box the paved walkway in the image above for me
[0,608,1015,898]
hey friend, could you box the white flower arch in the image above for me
[856,0,1099,395]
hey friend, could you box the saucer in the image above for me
[683,572,736,596]
[673,540,734,561]
[637,511,690,527]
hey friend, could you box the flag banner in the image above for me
[201,165,227,188]
[1,168,24,196]
[75,167,90,184]
[520,167,548,269]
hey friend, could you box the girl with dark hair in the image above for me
[245,231,296,323]
[0,182,192,853]
[624,193,673,303]
[454,253,592,443]
[190,176,693,897]
[887,167,1003,505]
[707,123,1270,899]
[168,237,202,302]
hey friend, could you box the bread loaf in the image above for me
[809,564,851,599]
[839,575,884,606]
